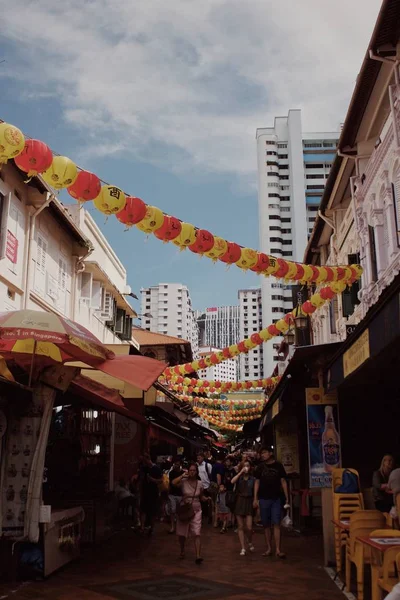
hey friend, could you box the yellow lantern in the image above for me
[260,329,272,341]
[350,264,363,279]
[0,122,25,164]
[262,256,279,276]
[235,248,258,270]
[301,264,315,282]
[204,237,228,261]
[310,293,325,308]
[42,156,78,190]
[229,344,240,357]
[275,319,289,333]
[173,222,197,249]
[284,262,298,280]
[244,339,257,350]
[330,281,347,294]
[136,205,164,233]
[191,360,200,371]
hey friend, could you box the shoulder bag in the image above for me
[177,482,198,522]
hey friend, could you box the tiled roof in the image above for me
[132,327,190,347]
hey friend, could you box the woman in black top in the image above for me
[372,454,395,513]
[231,460,255,556]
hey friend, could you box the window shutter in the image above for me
[34,233,48,295]
[80,272,92,307]
[91,280,102,310]
[114,308,125,334]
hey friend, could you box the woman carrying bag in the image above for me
[172,463,209,564]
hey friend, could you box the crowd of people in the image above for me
[114,447,291,564]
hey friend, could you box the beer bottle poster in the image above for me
[306,388,341,488]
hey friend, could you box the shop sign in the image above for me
[306,388,341,488]
[115,414,137,445]
[343,329,370,378]
[276,431,299,475]
[6,231,18,264]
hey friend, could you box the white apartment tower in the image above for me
[238,288,263,380]
[198,347,238,382]
[140,283,199,358]
[196,306,240,349]
[256,110,338,376]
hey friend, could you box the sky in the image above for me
[0,0,381,313]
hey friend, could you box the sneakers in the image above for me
[240,549,246,556]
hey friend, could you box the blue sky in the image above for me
[0,0,380,312]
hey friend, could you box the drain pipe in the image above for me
[23,192,54,310]
[71,245,94,320]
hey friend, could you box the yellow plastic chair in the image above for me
[345,511,386,600]
[370,536,400,600]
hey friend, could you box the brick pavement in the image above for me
[0,524,346,600]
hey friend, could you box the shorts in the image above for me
[259,498,282,526]
[168,495,181,515]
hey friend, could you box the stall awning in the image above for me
[70,374,147,424]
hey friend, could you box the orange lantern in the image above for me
[250,253,269,273]
[14,139,53,178]
[67,170,101,202]
[154,215,182,242]
[189,229,215,254]
[116,196,147,226]
[219,242,242,264]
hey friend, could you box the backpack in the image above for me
[335,470,359,494]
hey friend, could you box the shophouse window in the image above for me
[329,296,338,334]
[368,225,378,282]
[342,253,361,318]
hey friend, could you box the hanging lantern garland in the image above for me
[163,376,280,394]
[195,407,262,416]
[163,281,347,379]
[176,394,266,408]
[0,119,363,287]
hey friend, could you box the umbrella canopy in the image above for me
[96,355,167,392]
[0,310,114,365]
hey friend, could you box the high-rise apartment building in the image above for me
[238,288,263,380]
[195,306,240,349]
[256,110,338,375]
[198,347,238,382]
[140,283,199,358]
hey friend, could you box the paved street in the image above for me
[0,524,345,600]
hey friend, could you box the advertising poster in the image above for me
[306,388,341,488]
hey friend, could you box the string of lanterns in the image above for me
[176,394,266,407]
[194,407,262,416]
[162,376,280,394]
[194,410,243,431]
[163,281,347,378]
[0,122,362,287]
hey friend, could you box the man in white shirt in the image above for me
[197,453,212,490]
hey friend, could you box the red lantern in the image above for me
[336,267,346,281]
[183,363,193,373]
[237,341,248,353]
[189,229,215,254]
[250,253,269,273]
[173,366,181,375]
[219,242,242,264]
[302,301,317,314]
[14,139,53,177]
[294,263,305,281]
[268,324,280,336]
[154,215,182,241]
[284,312,294,325]
[320,286,335,300]
[202,381,209,387]
[198,359,207,369]
[225,382,232,389]
[251,333,263,345]
[222,348,232,358]
[67,170,101,202]
[215,381,222,389]
[116,196,147,226]
[310,265,320,282]
[265,377,272,386]
[191,378,197,386]
[324,266,335,282]
[245,381,252,389]
[176,376,183,384]
[210,354,219,365]
[274,258,290,279]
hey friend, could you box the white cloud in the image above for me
[1,0,381,184]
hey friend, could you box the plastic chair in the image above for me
[346,511,386,600]
[333,496,364,572]
[370,539,400,600]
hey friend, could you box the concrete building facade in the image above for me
[196,305,240,349]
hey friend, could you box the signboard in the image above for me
[306,388,341,488]
[343,329,370,377]
[39,505,51,523]
[114,414,138,445]
[276,432,299,475]
[206,307,218,312]
[6,231,18,264]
